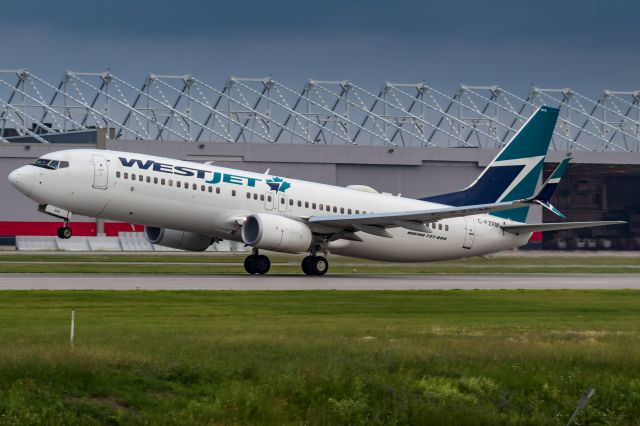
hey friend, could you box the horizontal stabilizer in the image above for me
[501,221,626,234]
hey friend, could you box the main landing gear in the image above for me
[243,249,329,276]
[57,221,72,239]
[301,255,329,276]
[244,249,271,275]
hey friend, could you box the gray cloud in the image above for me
[0,0,637,96]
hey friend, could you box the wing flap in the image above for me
[501,221,626,234]
[309,200,531,230]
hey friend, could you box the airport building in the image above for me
[1,70,639,249]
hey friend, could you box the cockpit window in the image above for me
[32,159,69,170]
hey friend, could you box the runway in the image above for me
[1,273,640,290]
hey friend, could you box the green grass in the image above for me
[1,290,640,424]
[0,253,639,274]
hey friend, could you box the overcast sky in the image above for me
[2,0,638,96]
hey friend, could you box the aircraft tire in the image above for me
[312,256,329,276]
[255,255,270,275]
[244,255,258,274]
[57,226,72,239]
[302,256,328,276]
[301,256,314,275]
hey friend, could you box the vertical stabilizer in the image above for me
[421,106,560,222]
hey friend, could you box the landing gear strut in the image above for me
[244,249,271,275]
[57,221,72,239]
[302,255,328,276]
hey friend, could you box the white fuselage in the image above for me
[9,149,531,261]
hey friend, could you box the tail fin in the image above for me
[421,106,559,222]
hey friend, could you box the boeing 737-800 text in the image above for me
[7,106,624,275]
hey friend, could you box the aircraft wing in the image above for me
[308,199,533,237]
[501,221,626,234]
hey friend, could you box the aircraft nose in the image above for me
[8,166,35,194]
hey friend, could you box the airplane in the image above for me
[7,106,625,275]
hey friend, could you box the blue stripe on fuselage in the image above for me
[420,165,524,206]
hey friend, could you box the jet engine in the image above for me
[144,226,213,252]
[241,213,313,253]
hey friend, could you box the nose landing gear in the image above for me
[244,249,271,275]
[38,204,73,239]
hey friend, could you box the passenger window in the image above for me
[340,207,344,214]
[312,203,316,209]
[289,199,293,206]
[438,224,442,230]
[305,202,309,208]
[246,192,251,199]
[168,180,173,186]
[445,225,449,231]
[124,172,128,179]
[132,173,136,180]
[298,201,302,207]
[281,198,285,204]
[146,176,151,183]
[208,186,212,193]
[216,187,221,194]
[348,209,352,214]
[161,178,165,185]
[116,171,121,178]
[260,194,264,201]
[268,195,272,202]
[326,205,330,212]
[254,194,258,200]
[355,210,360,214]
[154,177,158,184]
[431,223,436,229]
[192,183,197,190]
[201,185,205,192]
[177,181,181,188]
[232,190,236,196]
[333,206,337,213]
[185,183,189,190]
[139,175,143,182]
[319,204,323,210]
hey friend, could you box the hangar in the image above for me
[1,70,639,249]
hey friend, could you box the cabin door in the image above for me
[92,155,108,189]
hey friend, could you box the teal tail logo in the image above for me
[421,106,560,222]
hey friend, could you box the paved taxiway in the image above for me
[1,274,639,290]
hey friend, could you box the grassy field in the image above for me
[0,253,639,274]
[1,290,640,425]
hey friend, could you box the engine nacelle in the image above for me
[144,226,213,252]
[241,213,313,253]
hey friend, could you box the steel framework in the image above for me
[0,69,638,151]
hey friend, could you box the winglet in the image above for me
[530,157,571,219]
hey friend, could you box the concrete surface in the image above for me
[1,273,639,290]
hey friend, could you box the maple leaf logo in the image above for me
[266,176,292,193]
